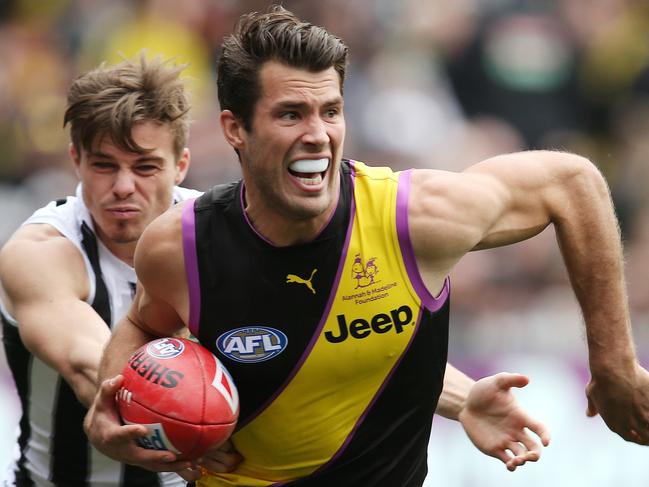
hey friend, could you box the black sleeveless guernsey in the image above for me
[181,160,450,486]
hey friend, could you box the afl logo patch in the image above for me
[146,338,185,360]
[217,327,288,363]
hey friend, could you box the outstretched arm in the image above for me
[437,364,550,471]
[0,224,110,407]
[85,204,196,474]
[84,203,241,480]
[411,151,648,444]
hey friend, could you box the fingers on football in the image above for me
[101,375,124,396]
[119,424,153,441]
[176,466,203,482]
[197,450,244,473]
[129,449,192,472]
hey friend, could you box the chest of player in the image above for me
[194,221,426,422]
[203,229,418,358]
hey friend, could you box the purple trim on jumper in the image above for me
[241,165,358,439]
[272,306,426,486]
[240,184,275,245]
[396,169,449,312]
[181,199,201,337]
[321,306,426,473]
[239,176,342,247]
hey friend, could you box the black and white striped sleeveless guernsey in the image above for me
[1,185,200,486]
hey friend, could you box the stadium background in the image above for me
[1,0,648,485]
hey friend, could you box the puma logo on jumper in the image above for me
[286,269,317,294]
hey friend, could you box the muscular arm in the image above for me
[0,224,110,407]
[97,203,189,384]
[411,150,645,443]
[86,203,199,473]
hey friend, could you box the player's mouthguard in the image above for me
[289,158,329,174]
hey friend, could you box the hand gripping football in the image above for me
[117,337,239,460]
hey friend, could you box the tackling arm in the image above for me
[0,224,111,407]
[96,203,190,384]
[86,203,198,473]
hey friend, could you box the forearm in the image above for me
[435,363,474,419]
[97,315,159,384]
[552,159,636,373]
[15,302,111,408]
[28,331,105,408]
[64,341,106,407]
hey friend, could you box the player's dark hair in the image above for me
[64,53,190,159]
[217,4,348,131]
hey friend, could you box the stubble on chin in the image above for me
[108,221,143,244]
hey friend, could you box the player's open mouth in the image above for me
[288,158,329,186]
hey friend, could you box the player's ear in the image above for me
[69,143,81,178]
[220,110,245,151]
[174,148,190,185]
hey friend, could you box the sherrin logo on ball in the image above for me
[117,338,239,460]
[217,326,288,363]
[146,337,185,359]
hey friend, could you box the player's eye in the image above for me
[136,164,159,175]
[91,162,116,171]
[280,111,299,121]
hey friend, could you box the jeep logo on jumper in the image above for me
[146,338,185,359]
[325,305,414,343]
[217,327,288,363]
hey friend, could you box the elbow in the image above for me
[562,154,609,197]
[63,350,100,407]
[64,366,97,408]
[550,154,613,223]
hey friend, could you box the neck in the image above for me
[246,210,334,246]
[243,189,339,247]
[109,244,136,267]
[95,230,136,267]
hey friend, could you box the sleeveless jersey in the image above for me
[182,160,450,486]
[1,184,201,487]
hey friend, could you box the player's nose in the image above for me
[112,170,136,198]
[301,115,329,147]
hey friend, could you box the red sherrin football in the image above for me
[117,337,239,460]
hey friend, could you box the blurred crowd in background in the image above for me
[1,0,649,485]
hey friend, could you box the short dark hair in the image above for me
[64,54,190,159]
[217,5,348,130]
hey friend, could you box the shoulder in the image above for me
[134,204,187,293]
[25,195,84,229]
[350,160,398,181]
[406,167,508,272]
[408,168,476,220]
[2,223,84,264]
[195,181,241,210]
[136,204,185,267]
[0,223,88,300]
